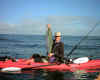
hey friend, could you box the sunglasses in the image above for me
[55,36,61,37]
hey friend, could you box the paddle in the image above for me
[46,24,53,55]
[22,63,56,70]
[66,21,100,58]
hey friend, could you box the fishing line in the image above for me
[67,21,100,58]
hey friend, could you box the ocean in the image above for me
[0,34,100,80]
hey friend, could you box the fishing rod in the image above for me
[67,22,100,58]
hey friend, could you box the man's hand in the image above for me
[48,53,54,57]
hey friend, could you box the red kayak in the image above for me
[0,59,100,72]
[32,59,100,72]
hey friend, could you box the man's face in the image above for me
[55,36,61,42]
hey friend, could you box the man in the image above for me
[47,24,64,63]
[51,32,64,59]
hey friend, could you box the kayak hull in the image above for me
[0,59,100,72]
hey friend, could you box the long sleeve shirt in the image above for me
[51,40,64,58]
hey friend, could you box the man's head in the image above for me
[55,32,61,43]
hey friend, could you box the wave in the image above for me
[14,43,44,48]
[77,45,100,50]
[0,38,9,40]
[64,44,100,50]
[85,36,100,40]
[0,38,24,43]
[0,51,10,54]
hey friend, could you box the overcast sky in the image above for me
[0,0,100,36]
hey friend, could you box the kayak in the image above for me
[32,59,100,72]
[0,58,100,72]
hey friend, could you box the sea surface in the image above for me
[0,34,100,80]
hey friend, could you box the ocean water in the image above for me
[0,34,100,80]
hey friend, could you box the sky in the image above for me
[0,0,100,36]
